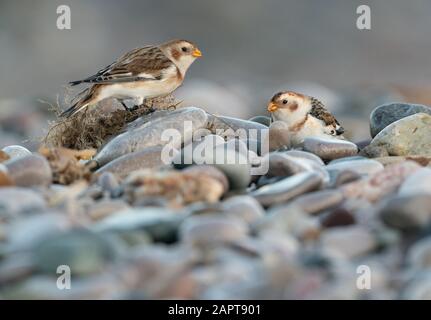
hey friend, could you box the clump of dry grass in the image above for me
[42,93,180,151]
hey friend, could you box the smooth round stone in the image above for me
[261,121,290,152]
[175,140,251,190]
[258,204,319,239]
[320,207,355,228]
[7,213,71,250]
[1,145,31,159]
[326,159,384,176]
[398,168,431,196]
[208,115,268,132]
[94,107,208,166]
[0,188,46,216]
[329,169,362,187]
[183,165,230,193]
[248,116,271,127]
[96,146,168,177]
[359,145,389,158]
[92,207,184,243]
[212,143,251,190]
[225,139,249,157]
[244,139,262,156]
[370,102,431,138]
[320,226,376,258]
[380,194,431,231]
[341,161,421,203]
[303,137,358,160]
[222,195,265,224]
[173,134,225,169]
[407,237,431,269]
[265,153,316,178]
[328,156,367,165]
[96,172,119,193]
[87,200,130,221]
[367,113,431,157]
[401,272,431,299]
[289,189,344,215]
[263,152,330,184]
[180,215,248,247]
[33,230,117,276]
[4,154,52,187]
[0,163,7,173]
[375,155,431,167]
[251,171,323,207]
[281,150,324,166]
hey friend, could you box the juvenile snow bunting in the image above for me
[267,91,345,145]
[61,39,202,117]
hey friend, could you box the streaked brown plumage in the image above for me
[309,97,342,131]
[62,39,202,117]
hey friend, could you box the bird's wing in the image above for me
[69,45,174,85]
[309,97,341,127]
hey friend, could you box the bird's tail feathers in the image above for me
[69,80,83,86]
[60,86,99,118]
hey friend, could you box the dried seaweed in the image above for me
[42,93,180,150]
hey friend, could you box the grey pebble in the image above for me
[96,146,168,177]
[303,137,358,160]
[370,102,431,138]
[1,145,31,159]
[251,171,323,207]
[4,154,52,187]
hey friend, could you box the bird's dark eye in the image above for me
[282,99,288,104]
[181,47,188,52]
[331,130,335,134]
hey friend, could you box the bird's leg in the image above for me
[167,100,183,111]
[120,101,130,111]
[129,97,145,111]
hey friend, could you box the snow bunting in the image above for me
[267,91,345,145]
[61,39,202,117]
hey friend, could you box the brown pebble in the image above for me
[321,208,356,228]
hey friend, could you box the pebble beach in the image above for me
[1,89,431,300]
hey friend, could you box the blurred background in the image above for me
[1,0,431,149]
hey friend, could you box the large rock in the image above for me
[4,155,52,187]
[370,102,431,138]
[366,113,431,157]
[96,146,169,177]
[94,107,208,166]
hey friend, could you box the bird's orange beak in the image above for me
[267,102,278,112]
[192,48,202,58]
